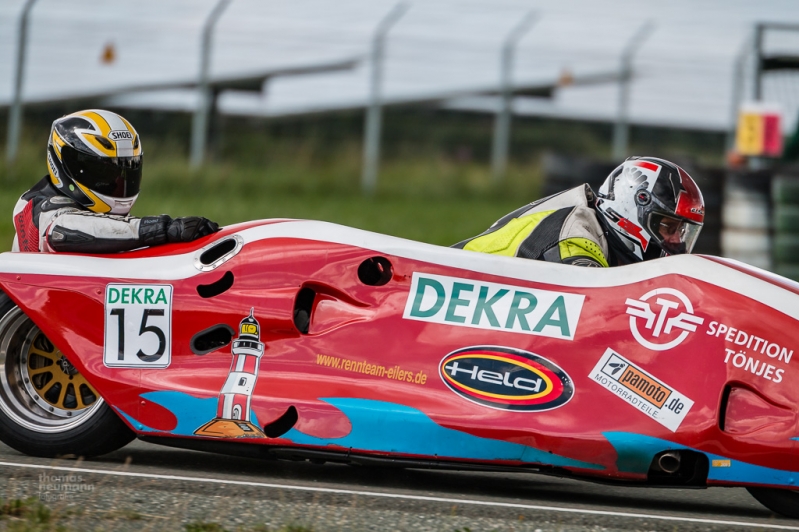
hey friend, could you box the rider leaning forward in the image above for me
[12,109,219,253]
[455,157,705,267]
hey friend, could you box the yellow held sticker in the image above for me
[402,272,585,341]
[588,348,694,432]
[103,284,173,368]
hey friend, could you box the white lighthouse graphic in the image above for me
[195,309,266,438]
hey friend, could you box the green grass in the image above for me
[0,498,311,532]
[0,497,55,532]
[0,131,541,252]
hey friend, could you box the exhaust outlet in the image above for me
[647,449,708,486]
[657,451,682,474]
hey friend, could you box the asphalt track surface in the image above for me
[0,439,797,532]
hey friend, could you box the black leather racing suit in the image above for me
[12,176,217,253]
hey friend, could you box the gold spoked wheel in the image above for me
[0,297,133,456]
[0,307,104,433]
[22,332,98,416]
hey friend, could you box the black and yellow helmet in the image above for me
[47,109,143,215]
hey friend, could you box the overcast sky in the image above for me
[2,0,799,132]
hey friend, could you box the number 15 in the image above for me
[109,308,166,362]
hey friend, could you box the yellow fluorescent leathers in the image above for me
[460,185,609,267]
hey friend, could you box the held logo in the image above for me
[440,346,574,411]
[625,288,703,351]
[403,272,585,340]
[108,130,133,141]
[589,348,694,432]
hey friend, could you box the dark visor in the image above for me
[61,145,142,199]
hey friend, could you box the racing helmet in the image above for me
[47,109,142,215]
[595,156,704,263]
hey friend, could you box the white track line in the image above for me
[1,460,796,530]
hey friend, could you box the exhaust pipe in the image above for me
[648,450,707,486]
[657,451,682,474]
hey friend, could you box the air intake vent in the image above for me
[194,236,243,271]
[357,256,393,286]
[191,325,235,355]
[293,288,315,334]
[197,271,234,298]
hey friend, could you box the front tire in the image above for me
[0,293,134,458]
[747,487,799,519]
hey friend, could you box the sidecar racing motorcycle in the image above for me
[0,219,796,518]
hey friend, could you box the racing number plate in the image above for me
[103,284,172,368]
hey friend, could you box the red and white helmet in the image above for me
[595,157,704,263]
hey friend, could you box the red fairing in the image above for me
[0,219,795,488]
[675,168,705,223]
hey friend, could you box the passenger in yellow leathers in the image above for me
[454,157,706,267]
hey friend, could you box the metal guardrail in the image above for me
[5,4,731,190]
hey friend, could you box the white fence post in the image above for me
[612,21,654,161]
[490,11,538,182]
[6,0,39,169]
[361,2,409,195]
[190,0,233,169]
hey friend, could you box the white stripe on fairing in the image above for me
[0,246,200,280]
[0,461,795,530]
[0,219,797,319]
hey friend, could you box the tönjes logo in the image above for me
[625,288,703,351]
[439,346,573,412]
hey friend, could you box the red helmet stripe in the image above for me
[634,161,660,172]
[675,168,705,223]
[617,217,649,251]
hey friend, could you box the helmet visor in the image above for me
[61,145,142,199]
[648,213,702,255]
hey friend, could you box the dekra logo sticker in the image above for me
[104,284,172,368]
[403,272,585,340]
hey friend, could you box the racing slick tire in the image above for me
[746,487,799,519]
[0,292,134,458]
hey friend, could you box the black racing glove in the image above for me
[139,215,220,246]
[139,214,172,246]
[166,216,220,243]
